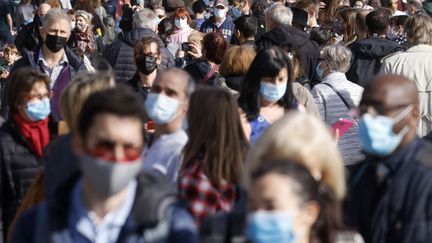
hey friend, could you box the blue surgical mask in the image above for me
[25,98,51,121]
[144,93,180,125]
[260,81,287,102]
[316,61,324,79]
[175,18,189,29]
[231,6,242,19]
[247,211,296,243]
[358,105,412,157]
[136,0,144,4]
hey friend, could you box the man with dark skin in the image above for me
[344,74,432,243]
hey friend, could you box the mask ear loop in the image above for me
[392,104,413,124]
[392,105,413,136]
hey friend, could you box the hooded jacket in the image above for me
[346,37,403,87]
[102,27,174,83]
[256,24,320,84]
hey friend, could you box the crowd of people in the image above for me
[1,0,432,242]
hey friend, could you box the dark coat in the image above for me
[0,120,43,242]
[346,37,403,87]
[102,27,174,83]
[256,24,320,84]
[11,172,199,243]
[14,15,43,55]
[200,16,235,42]
[344,138,432,243]
[124,73,152,101]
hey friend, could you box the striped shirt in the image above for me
[311,72,364,165]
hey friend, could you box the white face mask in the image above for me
[174,18,189,29]
[144,93,181,125]
[214,8,226,19]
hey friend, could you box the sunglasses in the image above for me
[86,139,144,162]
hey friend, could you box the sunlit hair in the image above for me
[219,45,256,77]
[244,111,346,200]
[60,72,115,132]
[405,13,432,45]
[182,87,249,185]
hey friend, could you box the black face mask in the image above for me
[44,33,68,53]
[136,55,158,75]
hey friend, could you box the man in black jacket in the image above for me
[14,3,51,54]
[102,8,174,83]
[344,74,432,243]
[346,9,403,87]
[256,4,320,84]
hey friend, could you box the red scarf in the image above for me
[13,113,50,157]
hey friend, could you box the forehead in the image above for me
[29,81,49,94]
[143,42,158,51]
[45,18,71,31]
[87,114,143,143]
[362,82,412,108]
[155,72,187,92]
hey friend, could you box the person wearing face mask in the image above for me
[3,8,93,121]
[67,10,96,59]
[238,46,297,144]
[343,74,432,243]
[311,45,364,165]
[0,68,53,242]
[14,3,51,54]
[200,0,236,42]
[245,161,364,243]
[167,8,199,49]
[10,86,199,243]
[143,68,195,183]
[125,37,162,101]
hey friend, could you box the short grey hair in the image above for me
[322,45,352,73]
[157,68,196,98]
[133,8,159,30]
[265,4,293,26]
[75,10,93,23]
[42,8,72,31]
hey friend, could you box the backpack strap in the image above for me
[321,82,358,123]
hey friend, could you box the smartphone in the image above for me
[331,118,355,138]
[181,42,190,53]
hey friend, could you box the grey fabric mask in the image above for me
[80,155,142,197]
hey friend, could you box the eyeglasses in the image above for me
[26,93,50,101]
[86,139,144,162]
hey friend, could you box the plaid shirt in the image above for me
[178,161,236,225]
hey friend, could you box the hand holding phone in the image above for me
[331,118,355,138]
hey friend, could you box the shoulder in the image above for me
[381,50,405,63]
[168,205,199,241]
[10,204,42,243]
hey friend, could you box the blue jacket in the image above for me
[344,138,432,243]
[11,172,199,243]
[200,16,235,42]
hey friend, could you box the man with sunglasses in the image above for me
[10,87,198,243]
[344,74,432,243]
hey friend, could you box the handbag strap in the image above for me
[321,82,358,123]
[322,82,352,110]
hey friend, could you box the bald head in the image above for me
[155,68,195,99]
[361,74,419,110]
[38,3,51,17]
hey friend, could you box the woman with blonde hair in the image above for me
[244,111,346,200]
[219,45,256,91]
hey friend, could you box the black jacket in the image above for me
[14,15,43,55]
[0,120,43,242]
[344,138,432,243]
[346,37,403,87]
[102,28,174,83]
[124,73,152,101]
[256,24,320,84]
[11,172,199,243]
